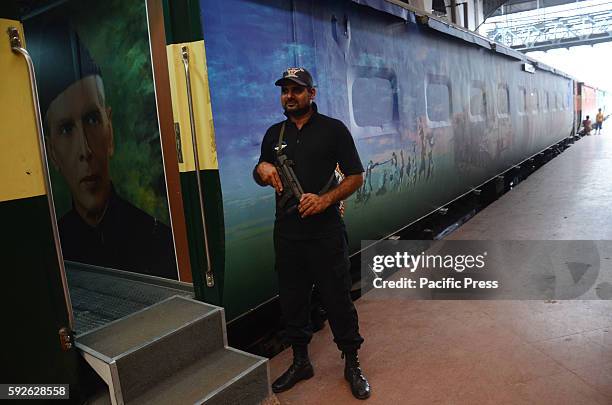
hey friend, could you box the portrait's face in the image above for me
[280,83,315,114]
[46,75,113,221]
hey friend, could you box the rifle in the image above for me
[274,121,337,217]
[275,122,304,216]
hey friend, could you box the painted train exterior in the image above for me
[6,0,604,399]
[199,0,575,320]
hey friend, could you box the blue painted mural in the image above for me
[198,0,574,318]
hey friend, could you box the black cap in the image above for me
[28,17,102,119]
[274,67,313,87]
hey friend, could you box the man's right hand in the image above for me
[256,162,283,194]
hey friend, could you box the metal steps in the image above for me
[66,261,194,334]
[76,295,269,405]
[130,348,268,405]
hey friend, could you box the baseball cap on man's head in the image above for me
[275,67,314,88]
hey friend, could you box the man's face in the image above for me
[46,75,113,218]
[280,83,315,114]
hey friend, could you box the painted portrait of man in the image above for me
[31,15,178,279]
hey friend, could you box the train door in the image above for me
[196,0,301,320]
[575,81,582,133]
[1,14,96,401]
[10,0,224,337]
[157,0,226,306]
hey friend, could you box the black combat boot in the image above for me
[343,351,371,399]
[271,345,314,393]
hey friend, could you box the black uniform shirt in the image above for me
[58,187,178,279]
[258,103,364,239]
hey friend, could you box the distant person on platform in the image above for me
[582,115,592,136]
[38,28,177,279]
[595,108,604,135]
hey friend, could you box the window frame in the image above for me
[425,73,452,128]
[469,81,487,122]
[497,83,510,118]
[347,65,400,139]
[517,86,527,115]
[531,89,539,113]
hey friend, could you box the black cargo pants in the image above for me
[274,229,364,353]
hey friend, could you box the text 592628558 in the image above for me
[0,384,69,399]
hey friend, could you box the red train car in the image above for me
[575,81,610,133]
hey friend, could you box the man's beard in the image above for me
[284,103,312,117]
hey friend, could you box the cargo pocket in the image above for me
[329,233,352,291]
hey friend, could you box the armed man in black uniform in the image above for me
[254,68,371,399]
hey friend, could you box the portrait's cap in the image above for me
[275,67,314,88]
[27,17,102,119]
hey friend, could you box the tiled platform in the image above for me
[270,133,612,404]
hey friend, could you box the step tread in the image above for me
[129,348,264,405]
[67,265,192,335]
[77,296,216,359]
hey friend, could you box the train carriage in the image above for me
[199,0,575,321]
[2,0,592,402]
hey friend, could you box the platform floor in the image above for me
[269,133,612,404]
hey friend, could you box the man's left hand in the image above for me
[299,193,331,218]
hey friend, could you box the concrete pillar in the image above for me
[409,0,433,13]
[443,0,486,31]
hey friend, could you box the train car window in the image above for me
[562,92,567,109]
[349,66,399,138]
[544,91,550,111]
[551,92,556,111]
[518,86,527,114]
[559,93,567,110]
[531,90,539,112]
[352,77,394,127]
[497,84,510,116]
[470,83,486,121]
[426,74,451,124]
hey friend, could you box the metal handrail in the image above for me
[181,45,214,288]
[7,26,75,330]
